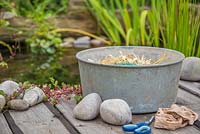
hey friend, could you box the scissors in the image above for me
[122,116,154,134]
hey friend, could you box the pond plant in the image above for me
[86,0,200,57]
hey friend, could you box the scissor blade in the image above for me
[147,116,155,125]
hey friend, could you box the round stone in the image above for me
[60,37,75,47]
[73,93,102,120]
[181,57,200,81]
[100,99,132,125]
[0,80,19,95]
[8,99,29,111]
[73,36,91,48]
[23,87,45,106]
[90,39,105,46]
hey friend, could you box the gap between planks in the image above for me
[0,113,13,134]
[44,102,80,134]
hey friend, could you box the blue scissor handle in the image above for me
[122,116,154,133]
[122,124,138,132]
[122,124,151,134]
[134,126,151,134]
[122,122,149,132]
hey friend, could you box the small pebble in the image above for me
[74,36,91,48]
[90,39,105,46]
[60,37,75,47]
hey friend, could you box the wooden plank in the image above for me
[44,102,79,134]
[4,111,23,134]
[179,80,200,97]
[176,88,200,118]
[0,113,13,134]
[56,88,200,134]
[9,103,70,134]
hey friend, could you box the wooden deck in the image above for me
[0,80,200,134]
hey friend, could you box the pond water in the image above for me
[0,47,83,85]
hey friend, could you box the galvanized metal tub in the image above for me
[76,46,185,113]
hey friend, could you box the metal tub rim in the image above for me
[76,46,185,68]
